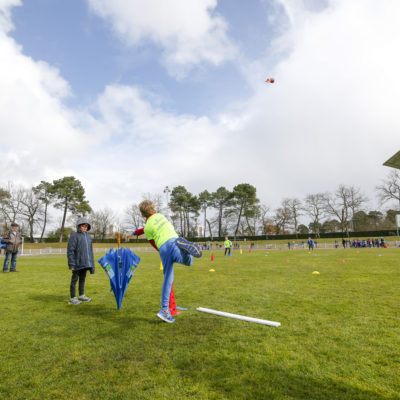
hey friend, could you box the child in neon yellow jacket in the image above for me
[126,200,202,323]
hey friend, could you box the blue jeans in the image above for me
[3,252,18,272]
[159,238,193,309]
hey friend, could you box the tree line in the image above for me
[1,170,399,242]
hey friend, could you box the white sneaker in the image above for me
[68,297,82,305]
[78,294,91,302]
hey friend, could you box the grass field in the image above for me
[1,248,399,399]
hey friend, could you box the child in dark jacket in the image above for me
[67,217,95,305]
[126,200,202,323]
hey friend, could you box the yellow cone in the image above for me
[240,249,242,255]
[312,271,320,274]
[209,269,215,272]
[160,262,163,271]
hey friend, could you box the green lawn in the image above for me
[0,248,399,399]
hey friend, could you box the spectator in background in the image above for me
[2,223,23,273]
[307,237,314,251]
[224,237,232,256]
[0,236,7,254]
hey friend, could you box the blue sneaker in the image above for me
[176,238,202,258]
[157,309,175,323]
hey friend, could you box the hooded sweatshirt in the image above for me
[67,217,95,273]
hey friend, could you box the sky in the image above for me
[1,0,399,220]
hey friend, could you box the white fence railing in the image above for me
[10,241,400,257]
[16,246,156,257]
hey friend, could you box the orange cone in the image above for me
[211,253,215,261]
[249,249,252,253]
[169,285,180,316]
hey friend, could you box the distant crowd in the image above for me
[342,237,386,248]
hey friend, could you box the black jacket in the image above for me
[67,231,95,274]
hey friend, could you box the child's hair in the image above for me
[139,200,156,218]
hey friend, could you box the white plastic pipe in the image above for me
[196,307,280,327]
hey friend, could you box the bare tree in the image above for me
[90,207,118,240]
[376,169,400,210]
[286,198,302,237]
[323,185,367,237]
[303,193,326,238]
[142,193,164,214]
[124,204,145,233]
[0,187,11,230]
[20,187,44,242]
[348,185,369,230]
[249,204,271,236]
[273,199,292,234]
[258,204,271,235]
[0,183,25,228]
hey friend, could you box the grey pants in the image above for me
[70,269,88,298]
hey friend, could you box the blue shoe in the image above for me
[176,238,202,258]
[157,309,175,323]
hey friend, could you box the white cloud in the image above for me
[0,0,20,32]
[86,0,237,78]
[0,3,231,212]
[79,84,229,209]
[0,2,95,190]
[223,0,400,209]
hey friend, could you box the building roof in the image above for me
[383,151,400,170]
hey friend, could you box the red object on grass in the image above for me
[169,285,180,316]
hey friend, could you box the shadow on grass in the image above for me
[29,293,158,328]
[175,358,394,400]
[29,293,66,302]
[167,318,395,400]
[250,368,394,400]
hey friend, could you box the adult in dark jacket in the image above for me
[2,223,23,273]
[67,217,95,305]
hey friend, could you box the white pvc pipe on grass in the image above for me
[196,307,280,327]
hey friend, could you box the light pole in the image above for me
[163,186,171,219]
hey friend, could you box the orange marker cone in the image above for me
[169,285,180,316]
[249,249,252,253]
[211,253,215,261]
